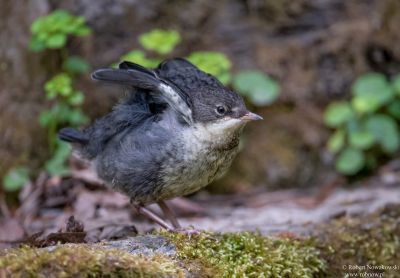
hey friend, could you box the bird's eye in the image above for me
[216,105,227,115]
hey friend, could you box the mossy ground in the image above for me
[162,231,326,277]
[0,245,187,278]
[316,204,400,277]
[1,204,399,278]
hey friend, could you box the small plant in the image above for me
[117,29,280,105]
[324,73,400,175]
[29,10,91,176]
[29,10,90,51]
[2,167,30,193]
[39,73,88,174]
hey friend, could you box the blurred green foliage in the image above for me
[29,10,92,176]
[118,29,280,105]
[119,50,160,68]
[187,51,232,85]
[232,71,280,106]
[29,10,91,51]
[10,10,91,182]
[139,29,181,55]
[324,73,400,175]
[4,10,91,190]
[2,167,30,192]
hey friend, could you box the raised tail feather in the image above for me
[58,128,89,144]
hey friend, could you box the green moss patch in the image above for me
[317,204,400,277]
[162,231,326,277]
[0,244,186,277]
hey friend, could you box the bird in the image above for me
[58,58,262,231]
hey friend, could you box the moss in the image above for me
[0,244,186,277]
[316,204,400,277]
[162,231,326,277]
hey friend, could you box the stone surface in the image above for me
[105,235,176,256]
[181,184,400,235]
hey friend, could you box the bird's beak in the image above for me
[240,112,263,121]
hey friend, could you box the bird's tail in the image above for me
[58,128,89,144]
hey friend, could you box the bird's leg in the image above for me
[158,200,201,235]
[132,203,174,230]
[157,200,181,229]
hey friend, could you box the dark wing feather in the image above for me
[118,61,156,76]
[91,69,159,90]
[157,58,198,72]
[92,62,193,124]
[58,127,89,144]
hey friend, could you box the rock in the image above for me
[105,235,176,256]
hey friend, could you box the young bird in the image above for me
[59,58,262,231]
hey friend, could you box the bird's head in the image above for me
[157,59,262,133]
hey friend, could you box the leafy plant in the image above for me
[2,167,30,192]
[29,10,91,51]
[29,10,91,176]
[324,73,400,175]
[118,29,280,105]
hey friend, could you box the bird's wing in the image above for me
[92,61,193,124]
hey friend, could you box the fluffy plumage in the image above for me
[59,58,255,206]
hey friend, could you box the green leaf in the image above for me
[324,102,354,127]
[249,84,279,106]
[29,36,46,52]
[327,129,345,154]
[73,26,91,36]
[63,56,90,74]
[66,108,89,126]
[349,131,375,150]
[392,74,400,95]
[187,51,232,85]
[44,73,73,98]
[139,29,181,55]
[45,142,71,176]
[386,99,400,120]
[218,72,232,86]
[351,73,394,114]
[67,91,85,106]
[335,148,365,175]
[345,117,362,134]
[233,71,280,106]
[233,71,266,95]
[31,18,44,34]
[46,34,67,48]
[120,50,160,68]
[365,114,400,154]
[29,10,91,52]
[39,110,56,127]
[351,96,382,114]
[3,167,30,192]
[352,73,388,96]
[352,87,394,114]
